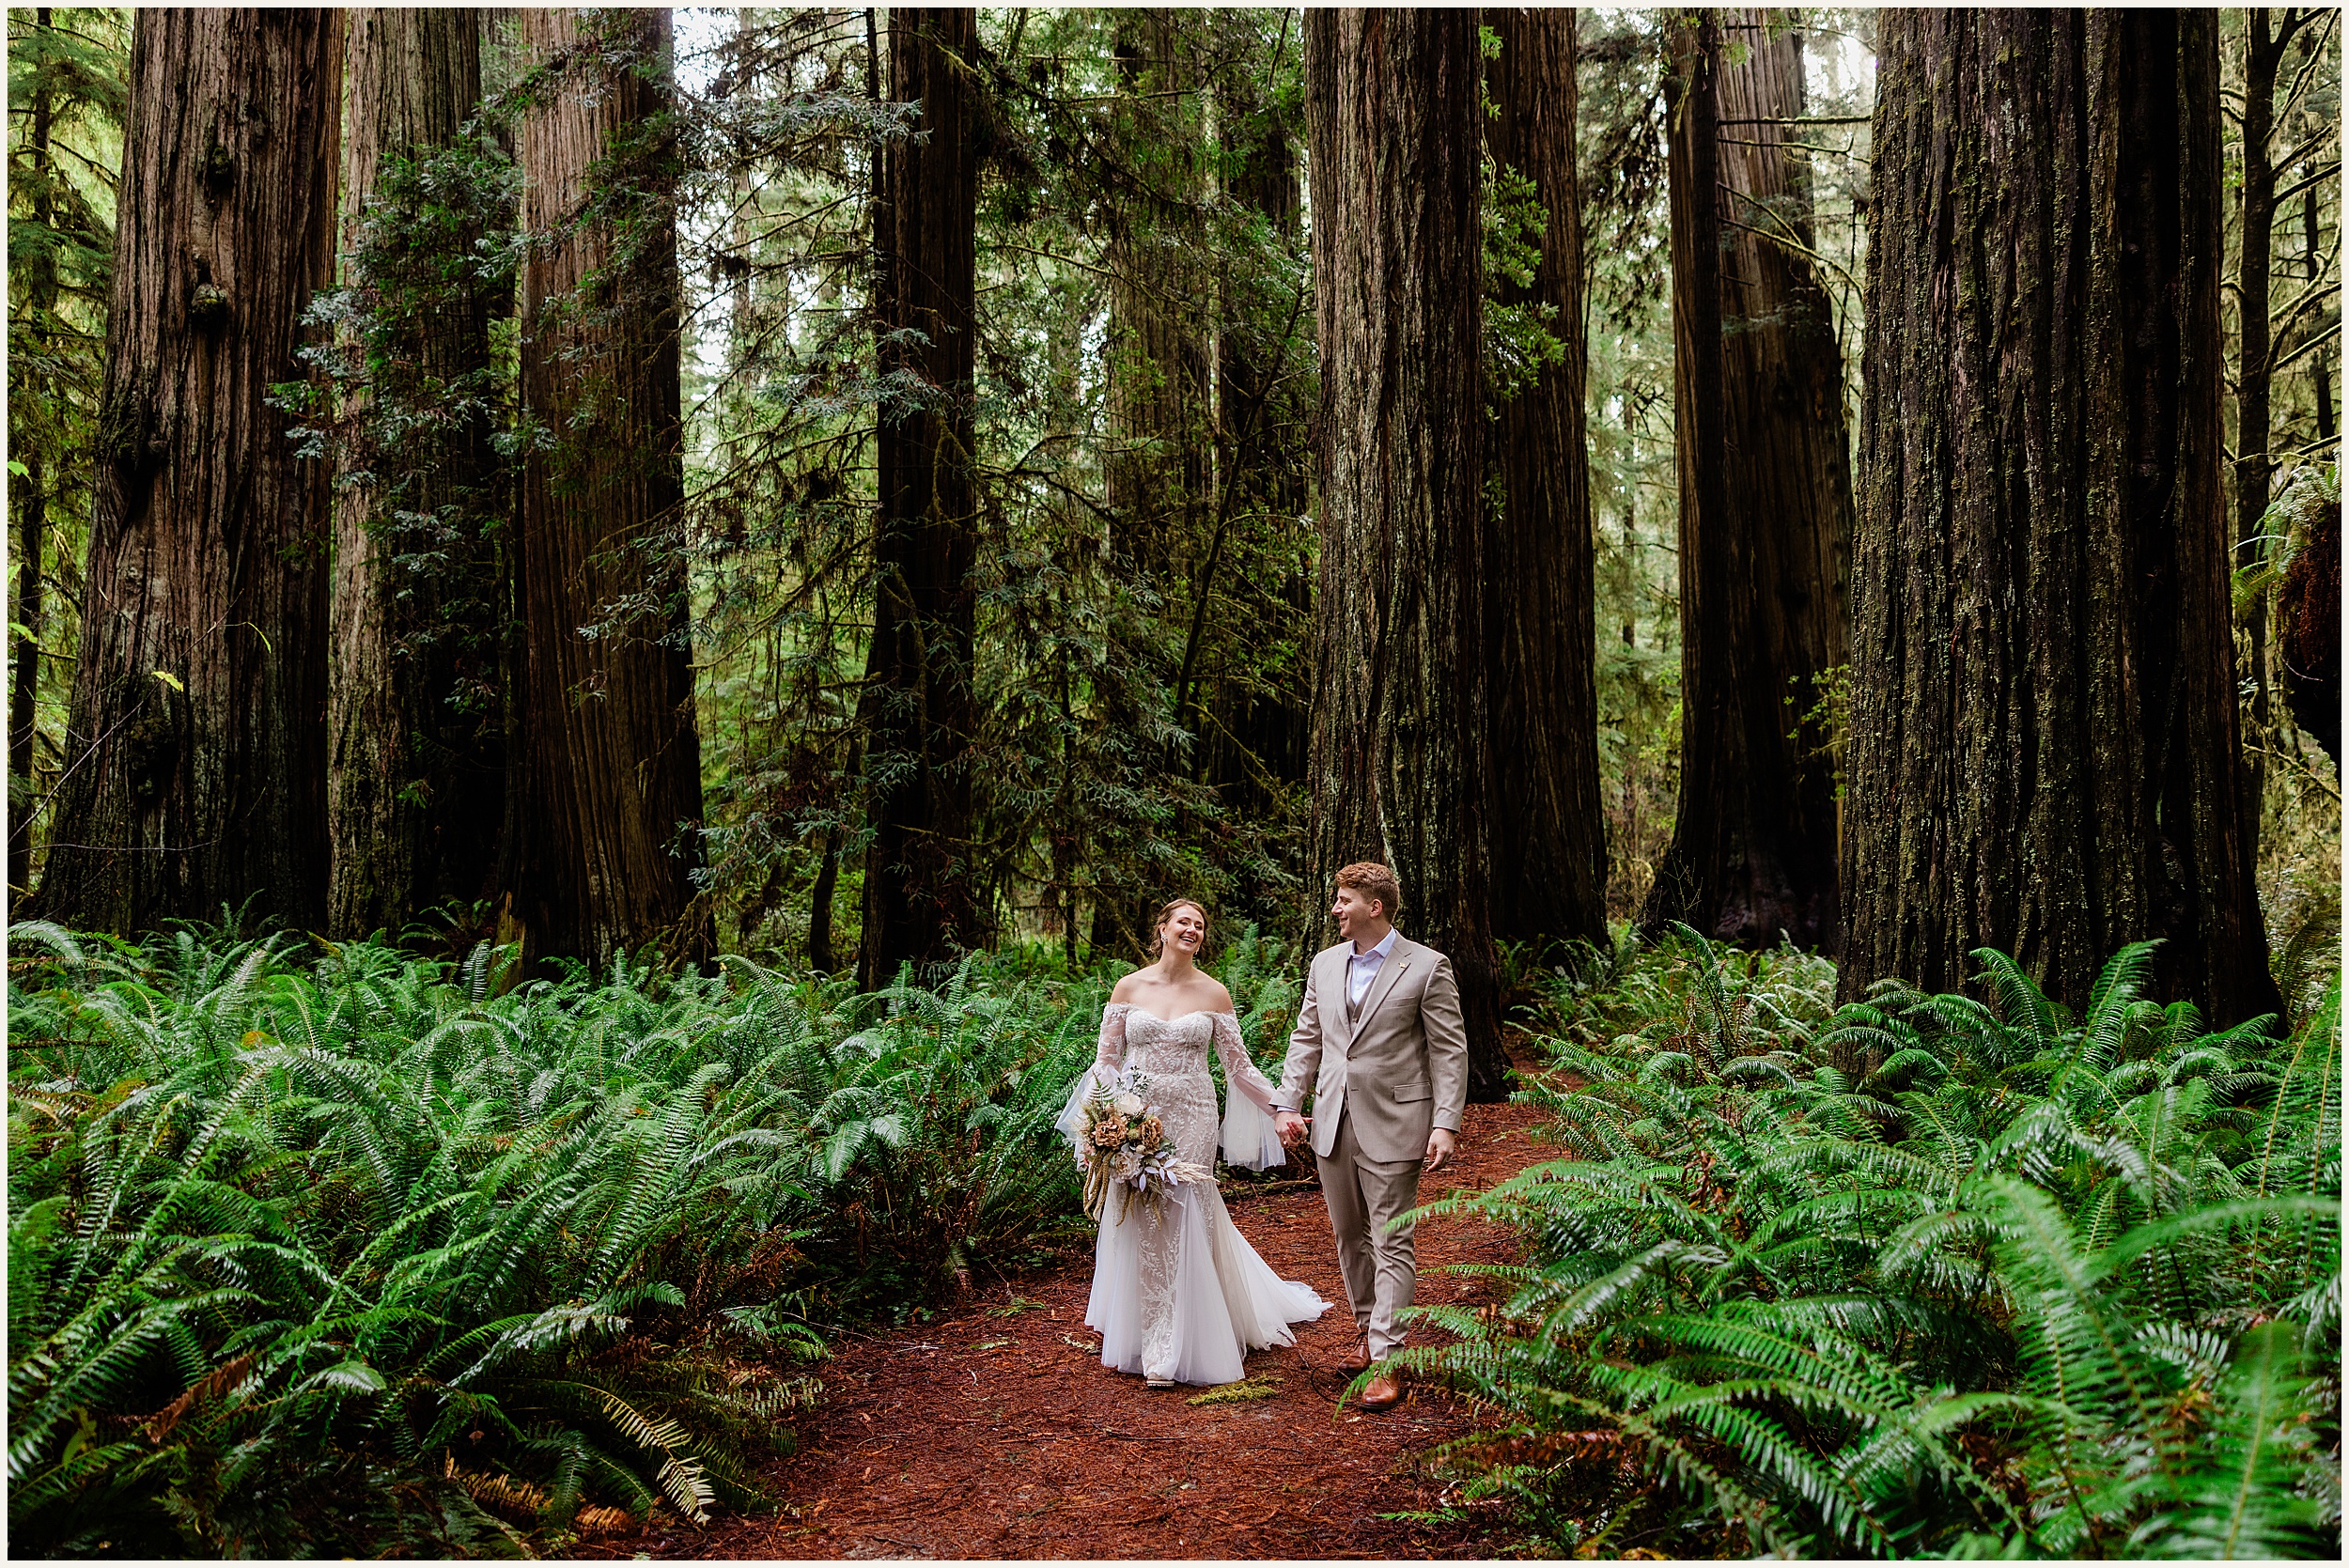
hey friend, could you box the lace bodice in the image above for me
[1092,1005,1283,1168]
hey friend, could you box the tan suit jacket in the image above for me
[1273,934,1469,1164]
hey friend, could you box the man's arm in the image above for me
[1421,953,1469,1168]
[1271,956,1324,1144]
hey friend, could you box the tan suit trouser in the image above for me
[1320,1107,1423,1361]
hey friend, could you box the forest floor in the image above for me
[586,1090,1554,1560]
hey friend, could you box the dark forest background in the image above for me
[8,8,2340,1036]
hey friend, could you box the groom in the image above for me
[1271,862,1468,1411]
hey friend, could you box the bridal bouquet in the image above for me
[1073,1070,1213,1221]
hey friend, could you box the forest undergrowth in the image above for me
[2,916,1307,1556]
[6,914,2341,1558]
[1407,926,2342,1560]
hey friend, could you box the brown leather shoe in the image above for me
[1359,1366,1404,1410]
[1338,1331,1373,1373]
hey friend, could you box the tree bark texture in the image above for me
[1485,6,1608,948]
[502,8,709,969]
[35,8,342,934]
[1303,8,1509,1099]
[1641,10,1851,953]
[1845,9,2279,1026]
[859,7,983,989]
[2279,501,2340,764]
[1106,8,1207,576]
[328,7,501,938]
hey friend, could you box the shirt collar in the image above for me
[1351,927,1399,962]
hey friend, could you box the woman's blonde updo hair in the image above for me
[1148,896,1211,960]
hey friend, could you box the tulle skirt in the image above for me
[1085,1177,1329,1387]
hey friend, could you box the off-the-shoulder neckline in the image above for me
[1104,1002,1237,1028]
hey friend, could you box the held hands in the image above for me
[1274,1110,1310,1149]
[1423,1127,1455,1172]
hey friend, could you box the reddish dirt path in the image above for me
[595,1096,1553,1560]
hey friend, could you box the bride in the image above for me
[1055,897,1329,1387]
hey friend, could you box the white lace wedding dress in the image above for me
[1055,1004,1329,1386]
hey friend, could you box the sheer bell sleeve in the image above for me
[1211,1012,1288,1172]
[1055,1002,1132,1153]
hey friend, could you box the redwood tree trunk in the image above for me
[859,8,983,989]
[327,7,500,937]
[1303,8,1509,1099]
[1641,10,1851,953]
[1106,9,1206,577]
[501,8,709,968]
[1485,6,1607,949]
[35,8,341,934]
[1845,9,2278,1026]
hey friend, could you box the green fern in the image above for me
[1408,935,2341,1559]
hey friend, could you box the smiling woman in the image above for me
[1052,896,1328,1386]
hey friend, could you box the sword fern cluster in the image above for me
[6,921,1099,1555]
[1413,927,2341,1559]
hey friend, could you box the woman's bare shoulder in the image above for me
[1203,976,1236,1013]
[1108,970,1151,1003]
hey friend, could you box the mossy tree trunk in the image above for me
[327,8,504,938]
[1641,10,1852,954]
[859,7,984,989]
[1844,9,2279,1026]
[1303,8,1509,1099]
[35,8,342,934]
[1485,6,1607,949]
[8,8,59,902]
[499,8,710,969]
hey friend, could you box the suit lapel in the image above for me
[1324,945,1356,1049]
[1353,939,1414,1034]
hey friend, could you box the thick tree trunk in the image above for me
[1303,8,1509,1099]
[1106,8,1207,576]
[1845,10,2278,1026]
[1641,10,1851,953]
[327,8,500,938]
[35,8,341,935]
[859,8,983,989]
[2279,501,2340,765]
[1485,7,1607,949]
[500,8,709,969]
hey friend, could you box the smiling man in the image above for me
[1269,862,1468,1411]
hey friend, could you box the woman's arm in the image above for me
[1211,1010,1287,1172]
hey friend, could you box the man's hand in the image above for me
[1275,1110,1309,1148]
[1423,1127,1456,1172]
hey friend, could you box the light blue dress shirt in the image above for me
[1346,925,1400,1011]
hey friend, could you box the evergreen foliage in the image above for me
[5,8,128,901]
[3,916,1152,1554]
[1407,929,2341,1558]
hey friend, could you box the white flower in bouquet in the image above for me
[1113,1145,1144,1180]
[1112,1092,1146,1119]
